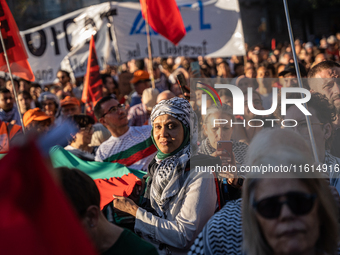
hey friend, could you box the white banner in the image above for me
[20,0,245,85]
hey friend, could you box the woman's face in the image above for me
[254,179,319,255]
[153,114,184,154]
[75,125,94,146]
[204,112,233,149]
[42,99,57,116]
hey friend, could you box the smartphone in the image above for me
[217,140,233,157]
[190,61,201,77]
[176,73,190,100]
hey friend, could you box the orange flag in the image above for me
[82,35,103,117]
[0,0,35,81]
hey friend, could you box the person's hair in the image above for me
[67,114,95,128]
[233,63,244,73]
[135,59,145,71]
[243,128,338,255]
[217,60,229,67]
[58,69,70,78]
[31,83,42,89]
[18,90,32,99]
[307,60,340,78]
[243,173,338,255]
[286,92,336,149]
[218,88,233,98]
[0,87,11,95]
[243,89,263,104]
[101,74,117,89]
[94,96,115,120]
[204,103,235,125]
[56,167,100,218]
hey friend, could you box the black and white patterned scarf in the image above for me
[199,137,248,165]
[188,199,243,255]
[149,97,198,217]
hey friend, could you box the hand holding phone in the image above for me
[176,73,190,100]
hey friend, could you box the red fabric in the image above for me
[0,0,34,81]
[94,173,142,210]
[82,35,103,117]
[0,142,98,255]
[111,144,157,167]
[271,38,276,51]
[140,0,186,45]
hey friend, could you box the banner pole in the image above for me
[144,3,155,89]
[282,0,319,162]
[108,2,121,64]
[0,24,25,133]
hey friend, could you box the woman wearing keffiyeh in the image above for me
[113,97,217,255]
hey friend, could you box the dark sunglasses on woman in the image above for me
[253,191,316,219]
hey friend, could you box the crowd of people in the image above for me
[2,34,340,255]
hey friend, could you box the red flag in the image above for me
[0,0,34,81]
[0,141,98,255]
[140,0,186,45]
[95,173,142,210]
[82,35,103,117]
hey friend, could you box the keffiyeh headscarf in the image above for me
[149,97,198,217]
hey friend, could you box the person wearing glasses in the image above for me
[284,92,340,195]
[94,96,157,171]
[64,115,97,161]
[189,128,339,255]
[242,172,338,255]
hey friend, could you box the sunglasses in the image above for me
[102,104,125,118]
[253,191,316,219]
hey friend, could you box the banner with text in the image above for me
[20,0,245,85]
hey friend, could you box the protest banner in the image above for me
[20,0,245,85]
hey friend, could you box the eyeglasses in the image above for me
[102,104,125,117]
[253,191,316,219]
[79,126,94,133]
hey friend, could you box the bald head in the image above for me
[156,90,175,103]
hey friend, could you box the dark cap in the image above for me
[278,62,307,77]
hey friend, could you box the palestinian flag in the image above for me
[50,146,146,209]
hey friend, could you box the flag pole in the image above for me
[108,2,121,64]
[0,24,25,133]
[144,3,155,89]
[282,0,319,162]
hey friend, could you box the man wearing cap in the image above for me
[129,70,151,108]
[128,88,159,126]
[278,62,307,88]
[38,92,60,122]
[60,96,81,117]
[23,108,52,134]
